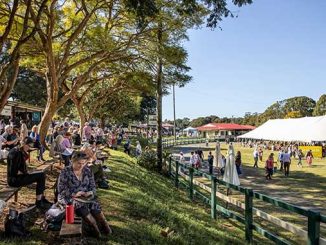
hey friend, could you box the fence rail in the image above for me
[167,157,326,245]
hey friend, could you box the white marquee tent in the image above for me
[238,116,326,142]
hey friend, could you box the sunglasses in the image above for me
[72,152,87,159]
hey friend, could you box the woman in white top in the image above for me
[136,141,142,156]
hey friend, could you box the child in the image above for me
[265,153,275,180]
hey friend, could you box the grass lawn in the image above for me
[0,148,273,244]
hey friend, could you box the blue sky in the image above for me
[163,0,326,120]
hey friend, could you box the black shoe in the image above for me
[42,197,53,205]
[35,200,47,210]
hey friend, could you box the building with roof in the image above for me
[0,101,44,128]
[196,123,255,140]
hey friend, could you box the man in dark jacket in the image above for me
[7,137,51,209]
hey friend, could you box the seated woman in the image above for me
[29,125,45,161]
[60,132,73,166]
[57,151,111,237]
[81,143,109,189]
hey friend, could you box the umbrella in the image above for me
[213,142,223,168]
[223,143,240,186]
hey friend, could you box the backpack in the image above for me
[5,209,30,238]
[42,203,65,231]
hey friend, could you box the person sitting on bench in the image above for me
[2,125,19,150]
[29,125,45,161]
[7,137,52,209]
[57,151,112,237]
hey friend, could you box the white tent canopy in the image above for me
[183,127,197,132]
[238,116,326,142]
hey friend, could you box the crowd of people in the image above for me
[0,118,136,237]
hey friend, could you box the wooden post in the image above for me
[175,161,179,188]
[308,210,320,245]
[189,167,194,201]
[168,156,172,177]
[245,188,253,243]
[211,176,217,219]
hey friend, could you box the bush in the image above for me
[137,149,157,170]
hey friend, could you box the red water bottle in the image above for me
[66,200,74,224]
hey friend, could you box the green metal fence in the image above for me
[162,137,216,148]
[167,157,326,245]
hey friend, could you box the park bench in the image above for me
[59,217,83,243]
[0,186,21,203]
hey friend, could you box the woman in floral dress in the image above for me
[58,151,111,237]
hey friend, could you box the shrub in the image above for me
[137,149,157,170]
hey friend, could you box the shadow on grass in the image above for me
[102,152,271,245]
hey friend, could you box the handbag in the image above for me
[4,209,31,238]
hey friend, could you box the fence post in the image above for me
[175,161,179,188]
[211,176,217,219]
[189,167,194,200]
[308,210,320,245]
[245,188,253,244]
[168,156,172,177]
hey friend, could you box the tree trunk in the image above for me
[100,117,105,129]
[72,98,86,138]
[156,24,163,172]
[39,100,57,148]
[0,58,20,113]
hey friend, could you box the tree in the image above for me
[284,111,303,119]
[313,94,326,116]
[21,0,152,145]
[11,68,47,106]
[0,0,47,112]
[283,96,316,117]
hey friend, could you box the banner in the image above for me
[298,146,323,158]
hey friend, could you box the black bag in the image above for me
[4,209,31,238]
[42,203,65,231]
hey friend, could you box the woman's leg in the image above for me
[92,210,112,235]
[76,206,101,237]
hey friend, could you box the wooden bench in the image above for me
[0,186,21,202]
[60,217,83,242]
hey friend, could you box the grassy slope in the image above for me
[101,150,270,245]
[0,149,271,244]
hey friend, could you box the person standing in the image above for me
[208,151,214,174]
[283,151,291,177]
[278,149,284,171]
[297,149,304,167]
[265,153,275,180]
[306,150,313,167]
[20,120,28,141]
[253,148,259,168]
[235,151,242,175]
[136,141,142,156]
[258,148,263,162]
